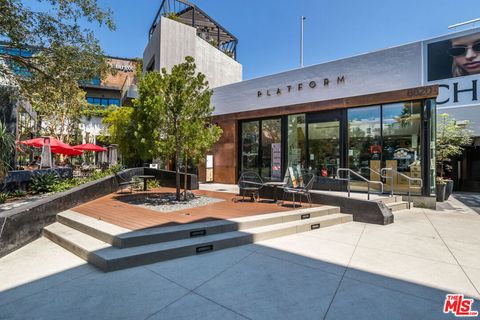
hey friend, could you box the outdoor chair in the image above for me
[238,171,264,202]
[283,173,315,208]
[114,172,136,194]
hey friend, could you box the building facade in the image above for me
[79,57,138,144]
[200,27,480,195]
[143,0,242,89]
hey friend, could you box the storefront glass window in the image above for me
[261,119,282,181]
[348,106,382,178]
[429,99,436,195]
[241,121,260,172]
[287,114,306,168]
[382,101,422,194]
[307,120,340,178]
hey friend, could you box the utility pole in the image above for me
[300,16,306,68]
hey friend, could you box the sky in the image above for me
[25,0,480,80]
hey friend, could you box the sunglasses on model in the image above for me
[448,42,480,57]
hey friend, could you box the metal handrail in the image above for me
[336,168,384,200]
[360,167,382,179]
[380,168,422,209]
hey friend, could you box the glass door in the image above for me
[240,118,283,181]
[307,118,341,179]
[241,121,260,172]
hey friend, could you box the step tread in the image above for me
[246,213,352,234]
[230,206,339,223]
[44,222,110,252]
[386,201,409,207]
[59,210,131,235]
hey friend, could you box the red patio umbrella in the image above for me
[19,137,83,156]
[72,143,107,152]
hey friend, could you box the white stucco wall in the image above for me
[143,17,242,89]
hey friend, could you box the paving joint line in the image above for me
[423,210,480,297]
[251,244,347,278]
[0,265,96,308]
[143,249,255,320]
[322,223,367,320]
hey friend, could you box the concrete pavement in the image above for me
[1,195,479,319]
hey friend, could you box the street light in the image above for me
[300,16,306,68]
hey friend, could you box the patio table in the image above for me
[135,175,156,191]
[263,181,286,203]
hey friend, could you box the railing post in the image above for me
[348,171,351,198]
[367,182,370,200]
[408,181,411,209]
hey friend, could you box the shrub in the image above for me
[31,171,59,194]
[0,193,8,204]
[51,178,83,193]
[11,189,27,198]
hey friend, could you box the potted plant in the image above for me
[436,114,472,201]
[436,177,447,202]
[444,177,454,201]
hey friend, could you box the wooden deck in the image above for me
[73,188,315,231]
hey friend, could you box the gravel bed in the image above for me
[123,192,225,213]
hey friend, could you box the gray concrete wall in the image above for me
[143,17,242,89]
[212,42,423,115]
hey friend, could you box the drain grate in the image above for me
[301,214,311,220]
[311,223,320,230]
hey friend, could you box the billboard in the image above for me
[427,31,480,81]
[426,30,480,136]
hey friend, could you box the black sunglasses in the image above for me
[448,42,480,57]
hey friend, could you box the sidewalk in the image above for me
[0,194,479,319]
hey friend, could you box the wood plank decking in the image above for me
[73,188,313,231]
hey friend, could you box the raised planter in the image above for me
[4,168,73,192]
[0,167,198,258]
[436,183,446,202]
[445,180,454,200]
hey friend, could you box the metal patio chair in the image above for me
[283,173,315,208]
[238,171,264,202]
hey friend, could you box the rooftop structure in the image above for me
[149,0,238,60]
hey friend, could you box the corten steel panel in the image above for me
[214,166,236,184]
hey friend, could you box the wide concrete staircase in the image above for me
[43,206,352,272]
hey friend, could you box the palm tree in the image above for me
[0,122,15,184]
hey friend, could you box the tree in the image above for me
[0,122,15,185]
[436,113,472,178]
[1,1,115,145]
[132,57,222,200]
[103,106,139,167]
[18,45,109,144]
[0,0,114,85]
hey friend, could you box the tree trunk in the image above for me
[175,121,181,201]
[184,153,188,201]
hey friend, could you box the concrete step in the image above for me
[373,195,403,205]
[386,201,410,212]
[57,206,340,248]
[44,213,352,272]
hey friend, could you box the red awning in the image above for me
[72,143,107,152]
[19,137,83,156]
